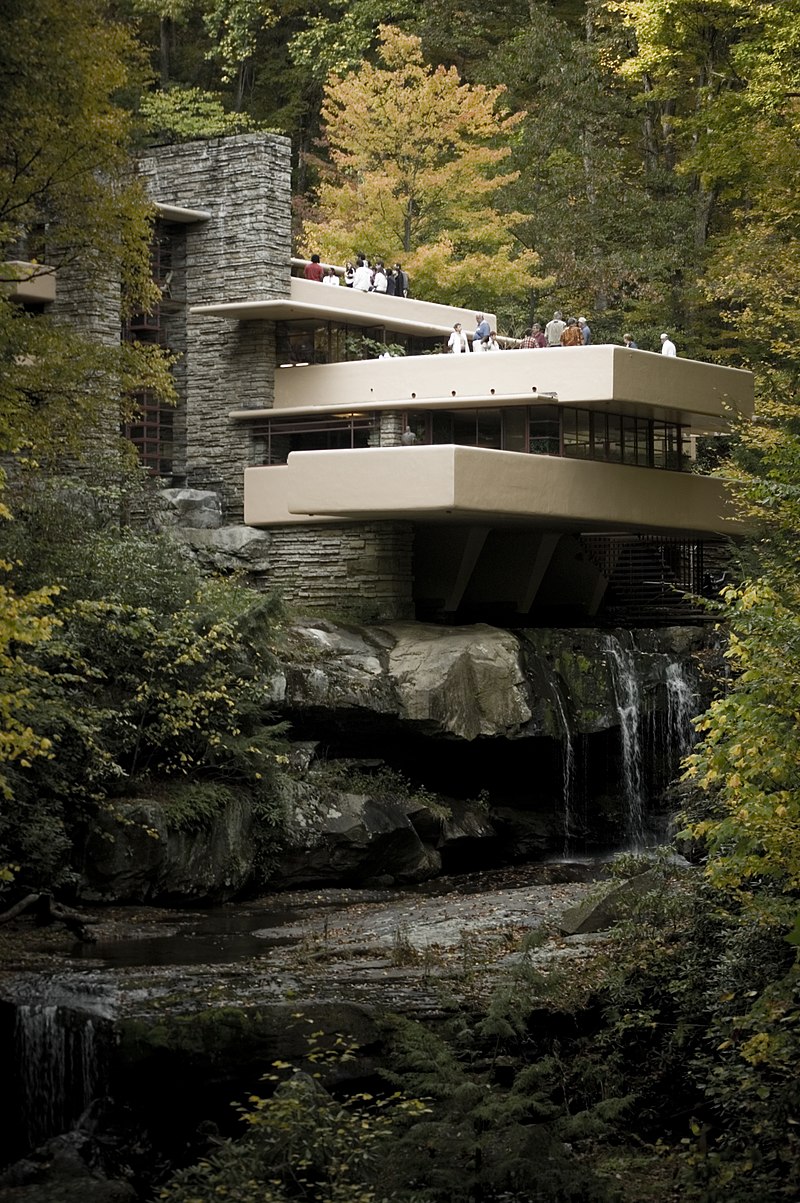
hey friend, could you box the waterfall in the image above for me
[549,680,576,854]
[665,660,696,759]
[4,973,115,1152]
[604,634,645,848]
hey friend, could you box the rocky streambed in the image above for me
[0,613,715,1200]
[1,861,607,1021]
[0,852,700,1203]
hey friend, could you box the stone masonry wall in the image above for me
[263,522,414,621]
[157,223,188,482]
[49,266,123,458]
[137,134,292,519]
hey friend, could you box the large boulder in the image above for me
[174,524,273,573]
[558,869,662,935]
[78,794,256,904]
[277,620,533,739]
[155,488,222,529]
[275,779,441,886]
[385,622,533,739]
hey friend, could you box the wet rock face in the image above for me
[75,621,718,901]
[276,619,715,742]
[79,795,256,904]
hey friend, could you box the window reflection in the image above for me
[255,404,687,472]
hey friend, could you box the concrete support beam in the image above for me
[516,533,560,613]
[444,526,490,612]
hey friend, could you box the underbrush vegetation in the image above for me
[154,859,799,1203]
[0,482,288,896]
[311,761,450,819]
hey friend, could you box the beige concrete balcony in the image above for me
[244,444,743,537]
[2,261,56,305]
[255,345,753,432]
[192,276,496,339]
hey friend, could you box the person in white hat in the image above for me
[660,332,677,356]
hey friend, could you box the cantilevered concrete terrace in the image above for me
[234,344,753,433]
[244,444,742,537]
[192,276,495,340]
[190,263,754,621]
[236,345,752,539]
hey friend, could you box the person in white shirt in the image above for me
[545,310,566,346]
[486,330,502,352]
[371,263,388,292]
[322,267,340,286]
[660,332,677,356]
[353,261,372,291]
[448,322,468,353]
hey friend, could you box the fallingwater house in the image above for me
[8,133,754,625]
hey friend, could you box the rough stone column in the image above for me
[373,411,404,447]
[48,265,123,460]
[137,134,292,520]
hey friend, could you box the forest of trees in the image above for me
[1,1,800,1200]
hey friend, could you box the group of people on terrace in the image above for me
[448,314,502,353]
[304,253,410,297]
[302,259,680,356]
[447,311,678,355]
[519,313,677,355]
[535,312,592,347]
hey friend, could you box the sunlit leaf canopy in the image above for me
[301,25,545,313]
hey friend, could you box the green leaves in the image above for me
[0,523,287,894]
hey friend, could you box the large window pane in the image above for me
[607,414,622,462]
[665,424,682,470]
[452,410,477,445]
[636,418,651,466]
[503,407,526,452]
[563,408,592,459]
[530,405,560,455]
[431,412,454,443]
[477,408,501,448]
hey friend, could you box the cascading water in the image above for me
[665,660,697,759]
[548,680,576,854]
[3,973,115,1153]
[604,634,646,848]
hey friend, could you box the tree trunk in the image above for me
[159,17,171,89]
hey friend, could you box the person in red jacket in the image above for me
[303,254,324,282]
